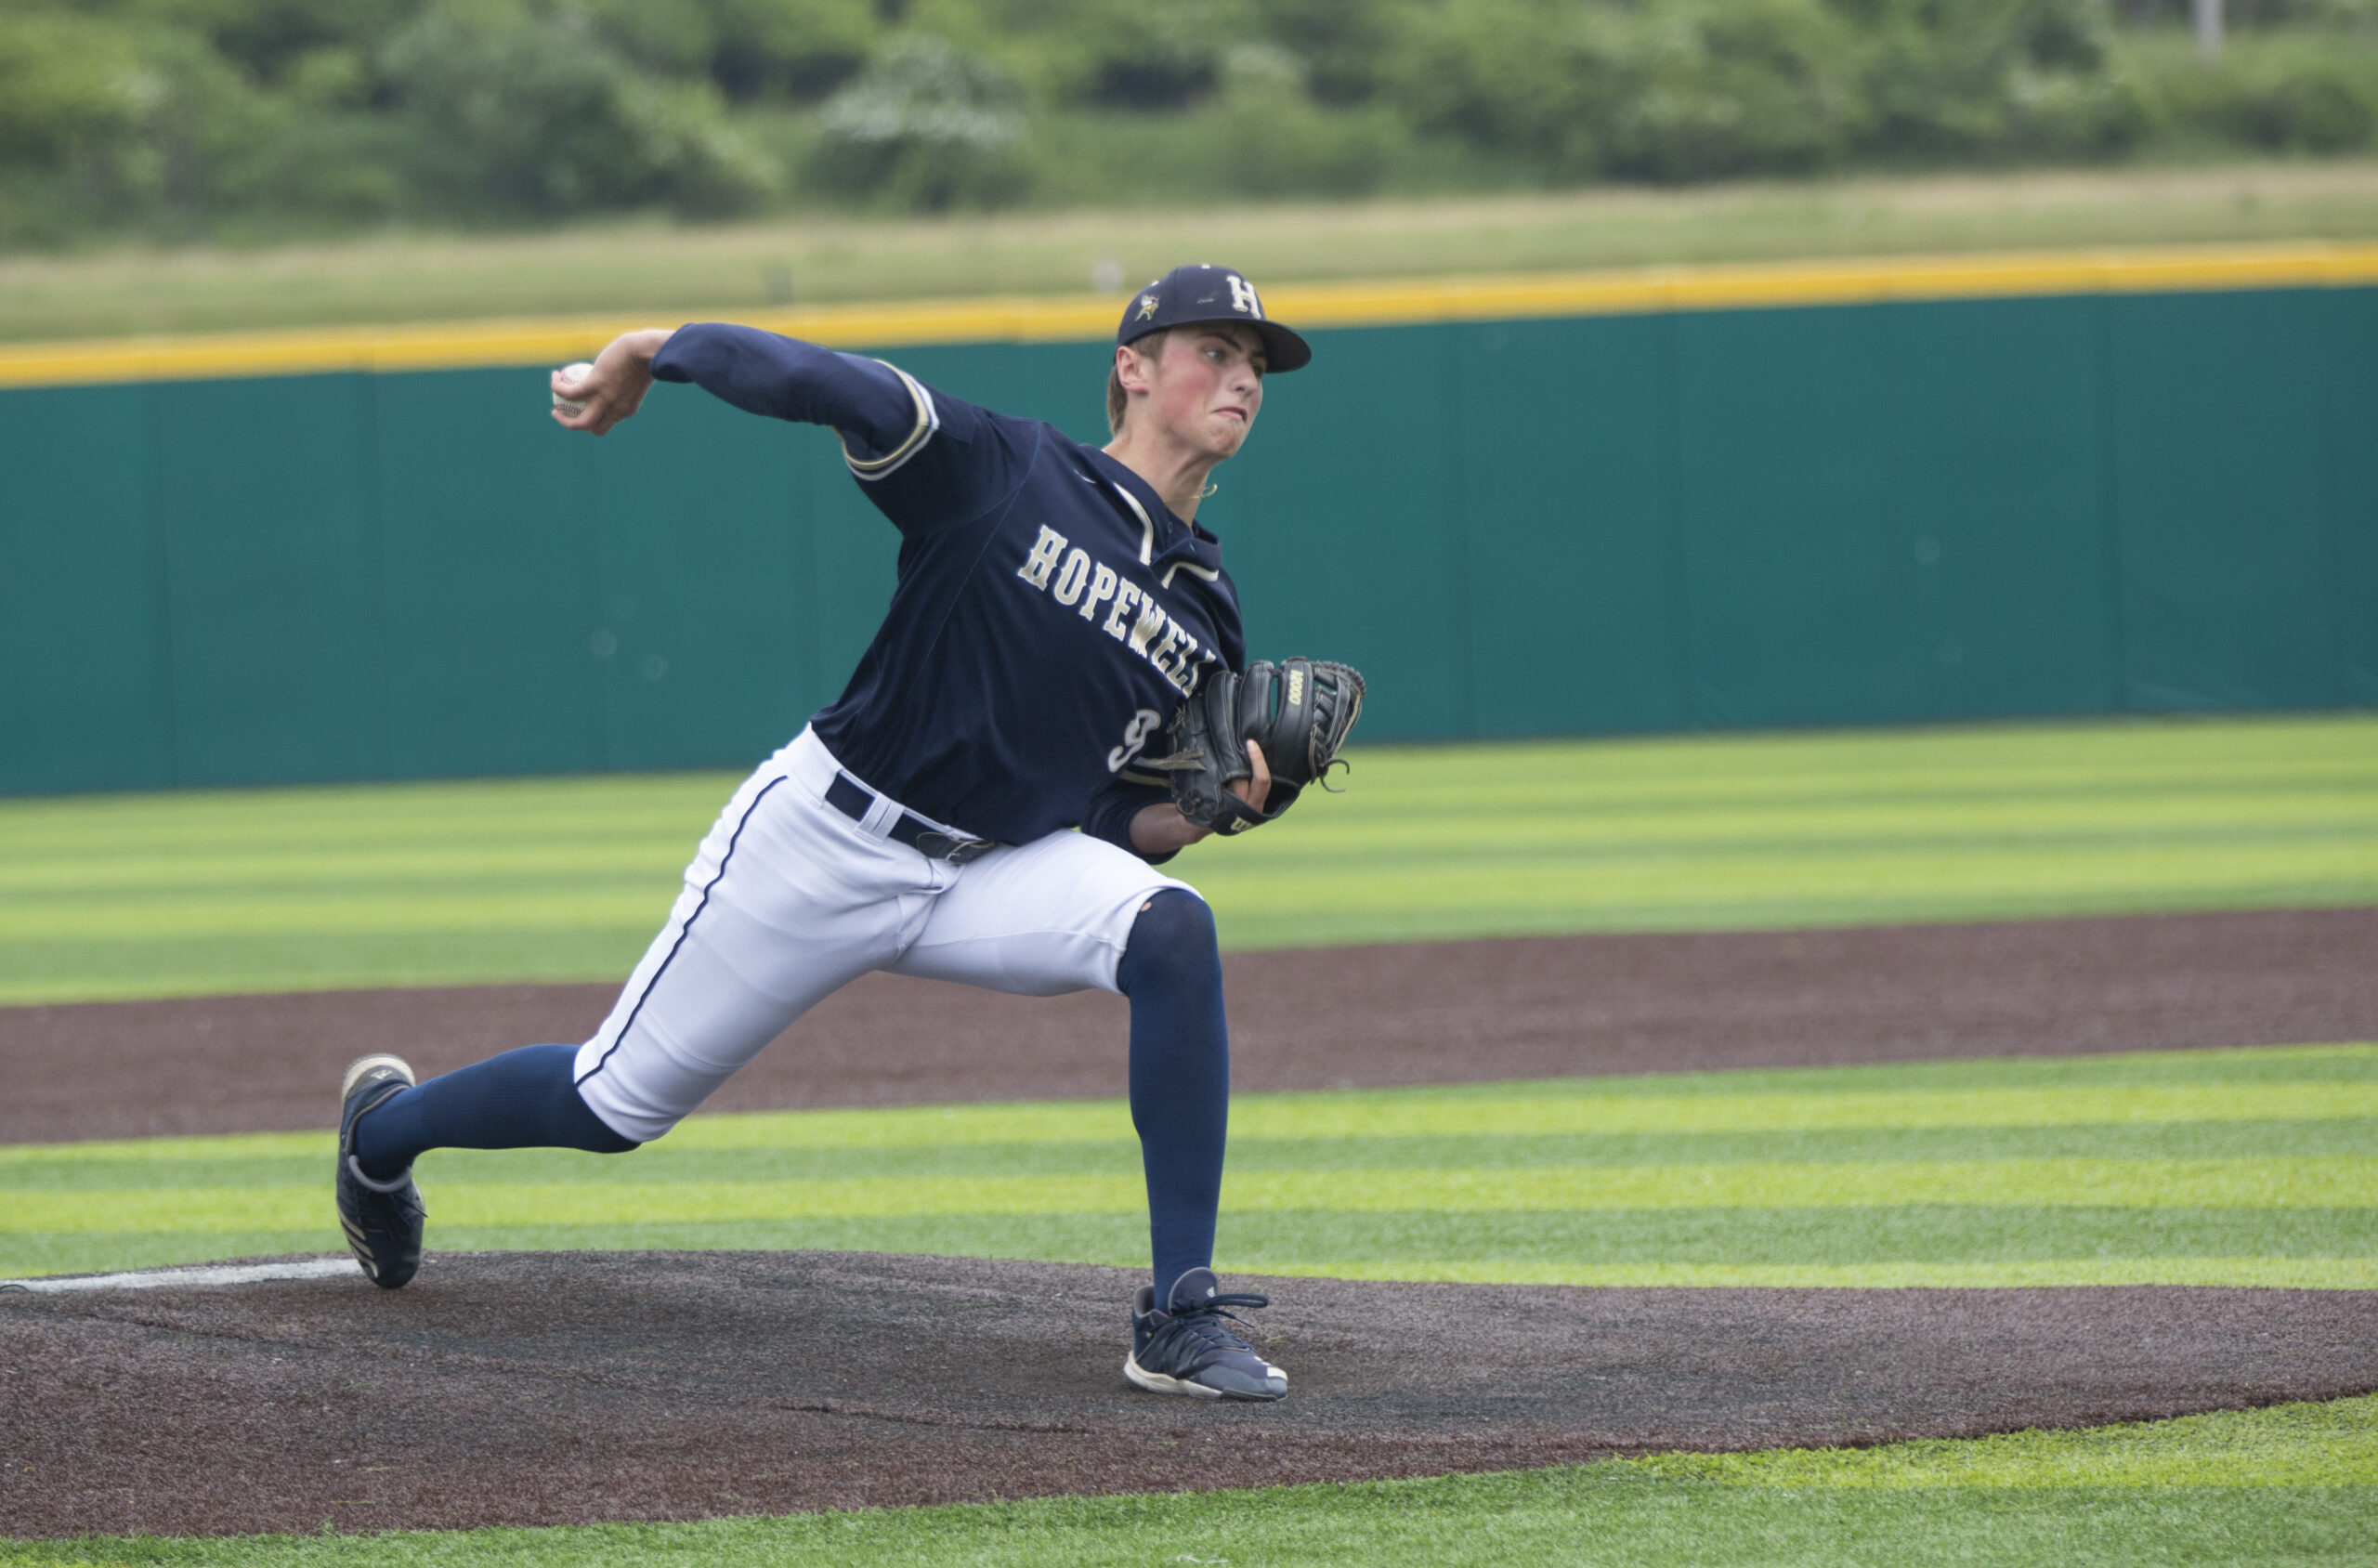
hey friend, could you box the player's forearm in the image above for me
[1129,802,1211,857]
[1126,738,1274,856]
[650,323,919,450]
[609,328,673,366]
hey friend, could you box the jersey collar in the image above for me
[1086,449,1223,567]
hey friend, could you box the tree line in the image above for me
[5,0,2377,242]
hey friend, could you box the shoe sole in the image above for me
[341,1053,414,1104]
[1123,1352,1287,1402]
[338,1053,420,1287]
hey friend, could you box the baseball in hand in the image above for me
[552,362,596,414]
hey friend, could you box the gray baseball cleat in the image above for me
[1125,1267,1287,1401]
[335,1054,425,1289]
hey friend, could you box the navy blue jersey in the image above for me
[651,323,1246,857]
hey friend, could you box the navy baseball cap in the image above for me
[1117,265,1312,373]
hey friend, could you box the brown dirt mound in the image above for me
[7,908,2375,1144]
[5,1250,2373,1539]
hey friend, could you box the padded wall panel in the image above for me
[375,367,602,778]
[1457,314,1684,735]
[2108,290,2339,711]
[10,283,2374,797]
[587,384,819,771]
[153,374,388,786]
[1674,306,1903,726]
[1884,296,2115,718]
[0,384,170,793]
[1017,336,1112,449]
[1222,323,1469,740]
[2324,289,2378,704]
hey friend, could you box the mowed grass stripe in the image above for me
[11,788,2372,893]
[18,1119,2378,1191]
[9,1059,2366,1169]
[1648,1392,2378,1488]
[4,714,2374,1001]
[2,1045,2368,1287]
[13,1158,2372,1236]
[1240,1258,2378,1289]
[5,714,2361,858]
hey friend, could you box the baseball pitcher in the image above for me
[333,266,1362,1401]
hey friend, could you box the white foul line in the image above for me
[0,1258,359,1295]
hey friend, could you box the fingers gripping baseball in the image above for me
[551,329,670,436]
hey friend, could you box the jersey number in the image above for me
[1108,708,1165,773]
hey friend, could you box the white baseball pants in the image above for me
[572,726,1193,1143]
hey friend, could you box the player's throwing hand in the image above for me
[549,328,670,436]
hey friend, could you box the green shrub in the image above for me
[704,0,879,100]
[0,8,152,240]
[379,0,777,216]
[809,34,1028,210]
[2136,29,2378,150]
[7,0,2378,241]
[1380,0,2155,179]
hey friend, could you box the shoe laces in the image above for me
[1155,1290,1272,1359]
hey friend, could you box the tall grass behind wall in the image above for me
[8,0,2378,244]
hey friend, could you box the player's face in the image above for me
[1148,326,1267,459]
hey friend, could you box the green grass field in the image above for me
[5,713,2373,1005]
[7,162,2378,342]
[7,714,2374,1563]
[8,1043,2371,1287]
[9,1042,2374,1562]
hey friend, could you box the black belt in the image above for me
[824,773,1001,865]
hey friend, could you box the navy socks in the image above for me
[354,896,1229,1300]
[1116,890,1232,1300]
[352,1042,638,1182]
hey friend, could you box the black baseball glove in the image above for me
[1151,658,1366,835]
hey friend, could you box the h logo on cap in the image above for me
[1226,274,1262,319]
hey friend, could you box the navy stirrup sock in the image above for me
[352,1043,638,1182]
[1117,889,1232,1300]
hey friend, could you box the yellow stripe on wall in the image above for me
[6,239,2378,390]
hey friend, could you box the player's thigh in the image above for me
[886,830,1196,997]
[577,764,937,1140]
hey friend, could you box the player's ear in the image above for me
[1115,341,1156,394]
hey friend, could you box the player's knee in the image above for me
[1117,889,1219,998]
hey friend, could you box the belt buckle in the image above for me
[914,830,998,865]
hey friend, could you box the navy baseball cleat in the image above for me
[1125,1268,1287,1401]
[335,1054,425,1289]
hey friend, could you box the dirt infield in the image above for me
[7,907,2375,1143]
[6,1249,2375,1539]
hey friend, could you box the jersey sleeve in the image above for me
[1080,776,1179,865]
[651,323,1025,536]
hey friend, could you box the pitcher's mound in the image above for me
[7,1249,2374,1538]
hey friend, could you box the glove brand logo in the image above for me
[1014,524,1215,697]
[1287,667,1304,706]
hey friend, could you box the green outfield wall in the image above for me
[4,254,2375,794]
